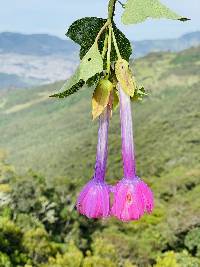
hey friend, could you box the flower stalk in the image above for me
[76,105,111,219]
[111,84,154,222]
[108,0,117,21]
[119,84,136,179]
[94,106,110,182]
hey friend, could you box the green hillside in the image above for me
[0,47,199,180]
[0,46,200,266]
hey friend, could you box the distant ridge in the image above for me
[0,31,199,89]
[133,31,200,57]
[0,32,78,56]
[0,31,200,57]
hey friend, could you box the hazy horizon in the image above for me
[1,29,199,42]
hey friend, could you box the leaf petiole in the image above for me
[95,20,110,43]
[111,28,122,59]
[106,25,112,79]
[102,34,109,59]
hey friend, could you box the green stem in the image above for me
[105,0,117,78]
[95,20,110,43]
[112,28,121,59]
[106,25,112,78]
[117,0,125,8]
[108,0,117,21]
[102,34,109,59]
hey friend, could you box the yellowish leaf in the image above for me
[115,59,136,97]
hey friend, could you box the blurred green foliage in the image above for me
[154,251,200,267]
[0,46,200,266]
[0,150,199,266]
[185,228,200,258]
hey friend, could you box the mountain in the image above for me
[0,31,199,90]
[1,31,200,57]
[0,32,78,56]
[0,32,79,90]
[133,31,200,57]
[0,46,200,266]
[0,53,78,89]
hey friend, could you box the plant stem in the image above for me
[95,20,110,43]
[106,25,112,78]
[117,0,125,8]
[119,84,136,179]
[94,106,110,182]
[105,0,117,78]
[102,34,109,59]
[111,28,121,59]
[108,0,117,21]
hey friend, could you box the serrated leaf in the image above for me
[86,73,101,87]
[67,17,106,59]
[80,43,103,81]
[92,80,113,120]
[112,25,132,61]
[115,59,136,97]
[122,0,189,25]
[67,17,132,61]
[131,87,148,101]
[50,67,84,98]
[51,81,85,98]
[50,43,103,98]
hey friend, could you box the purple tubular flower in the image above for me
[76,107,110,219]
[111,177,154,221]
[111,85,154,222]
[76,179,110,218]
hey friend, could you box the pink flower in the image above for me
[76,107,111,219]
[76,179,110,219]
[111,177,154,222]
[110,85,154,222]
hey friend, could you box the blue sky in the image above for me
[0,0,199,40]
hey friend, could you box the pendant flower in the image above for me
[111,85,154,222]
[111,177,154,221]
[52,0,187,223]
[76,179,110,218]
[76,107,110,219]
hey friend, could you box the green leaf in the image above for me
[67,17,106,59]
[52,16,133,99]
[115,59,136,97]
[50,67,84,98]
[86,73,101,87]
[122,0,189,25]
[112,25,132,61]
[67,17,132,61]
[50,81,84,99]
[80,43,103,81]
[131,87,148,101]
[50,43,103,98]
